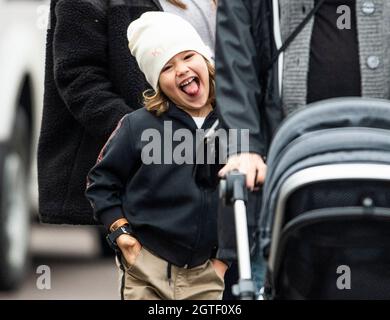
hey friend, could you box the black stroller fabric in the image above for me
[259,98,390,299]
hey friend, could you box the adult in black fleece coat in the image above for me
[38,0,163,224]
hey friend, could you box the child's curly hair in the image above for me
[143,59,215,116]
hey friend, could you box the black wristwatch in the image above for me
[106,224,132,251]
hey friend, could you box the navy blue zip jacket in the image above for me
[85,105,219,268]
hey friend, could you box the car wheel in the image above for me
[0,109,30,290]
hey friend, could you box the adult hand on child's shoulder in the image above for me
[218,153,267,191]
[117,234,142,266]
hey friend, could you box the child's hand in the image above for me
[211,259,228,280]
[116,234,142,266]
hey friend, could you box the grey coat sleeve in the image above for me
[215,0,265,156]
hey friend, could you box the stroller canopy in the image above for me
[260,97,390,247]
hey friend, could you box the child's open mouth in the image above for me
[179,76,200,97]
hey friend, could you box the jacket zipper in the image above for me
[272,0,283,97]
[192,190,205,263]
[193,115,217,263]
[186,113,216,266]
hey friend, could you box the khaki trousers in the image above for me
[116,247,225,300]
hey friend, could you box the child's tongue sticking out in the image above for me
[182,79,199,96]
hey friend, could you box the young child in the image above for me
[85,12,227,300]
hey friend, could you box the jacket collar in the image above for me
[117,0,163,10]
[165,103,217,131]
[151,0,163,10]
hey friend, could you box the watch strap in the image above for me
[109,218,129,232]
[106,224,132,251]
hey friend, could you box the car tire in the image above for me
[0,108,30,290]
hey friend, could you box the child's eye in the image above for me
[184,53,194,60]
[162,65,172,72]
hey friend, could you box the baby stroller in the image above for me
[259,97,390,299]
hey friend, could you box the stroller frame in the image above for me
[268,163,390,274]
[260,98,390,299]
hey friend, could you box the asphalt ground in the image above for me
[0,224,120,300]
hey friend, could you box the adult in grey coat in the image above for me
[215,0,390,293]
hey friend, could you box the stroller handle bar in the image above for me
[220,171,256,299]
[234,199,252,280]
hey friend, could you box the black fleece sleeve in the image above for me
[53,0,131,138]
[85,115,136,230]
[215,0,265,156]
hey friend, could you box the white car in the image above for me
[0,0,48,290]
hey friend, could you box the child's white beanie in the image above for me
[127,11,213,91]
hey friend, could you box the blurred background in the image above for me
[0,0,118,299]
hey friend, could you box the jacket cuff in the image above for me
[98,207,126,231]
[227,132,266,158]
[216,248,237,263]
[220,259,233,269]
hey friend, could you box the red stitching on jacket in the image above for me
[96,116,126,164]
[86,115,127,192]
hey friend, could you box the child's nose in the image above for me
[175,63,190,76]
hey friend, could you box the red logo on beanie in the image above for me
[151,48,164,57]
